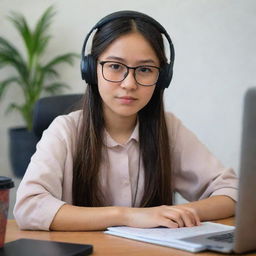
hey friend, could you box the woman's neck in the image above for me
[104,112,137,145]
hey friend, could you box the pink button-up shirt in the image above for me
[14,111,238,230]
[100,124,143,207]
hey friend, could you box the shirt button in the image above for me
[123,180,130,186]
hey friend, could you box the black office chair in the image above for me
[33,94,83,139]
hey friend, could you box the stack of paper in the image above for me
[105,222,235,252]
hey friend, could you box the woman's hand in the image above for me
[122,196,236,229]
[123,205,201,229]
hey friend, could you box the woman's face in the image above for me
[97,32,160,121]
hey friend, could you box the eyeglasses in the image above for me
[99,61,160,86]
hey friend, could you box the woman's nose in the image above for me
[120,70,138,90]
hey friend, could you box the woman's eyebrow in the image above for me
[105,56,125,62]
[104,56,158,65]
[137,59,158,65]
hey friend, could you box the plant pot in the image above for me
[8,127,38,178]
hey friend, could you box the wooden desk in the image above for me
[4,218,256,256]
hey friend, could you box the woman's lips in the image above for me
[116,96,137,104]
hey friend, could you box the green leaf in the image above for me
[44,82,70,94]
[40,66,60,79]
[6,102,33,130]
[37,35,51,55]
[0,77,19,99]
[5,102,22,114]
[0,37,23,62]
[43,53,79,70]
[0,37,29,82]
[8,12,33,58]
[32,5,56,57]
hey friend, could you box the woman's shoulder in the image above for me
[164,111,182,129]
[164,111,187,147]
[44,110,83,139]
[51,110,82,126]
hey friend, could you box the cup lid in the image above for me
[0,176,14,189]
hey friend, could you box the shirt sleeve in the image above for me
[13,113,78,231]
[166,113,239,202]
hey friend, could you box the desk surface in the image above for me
[5,218,256,256]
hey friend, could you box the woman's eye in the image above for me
[109,64,121,70]
[138,67,152,73]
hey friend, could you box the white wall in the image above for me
[1,0,256,179]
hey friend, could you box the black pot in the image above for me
[8,127,38,178]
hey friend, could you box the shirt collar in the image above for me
[104,120,139,148]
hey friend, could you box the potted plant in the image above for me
[0,6,78,177]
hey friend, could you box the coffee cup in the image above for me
[0,176,14,248]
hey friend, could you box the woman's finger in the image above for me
[182,207,201,226]
[163,208,185,227]
[164,206,201,227]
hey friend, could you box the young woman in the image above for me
[14,11,238,231]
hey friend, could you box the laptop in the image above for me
[181,88,256,253]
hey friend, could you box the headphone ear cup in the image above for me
[80,54,97,85]
[80,56,87,81]
[158,64,173,89]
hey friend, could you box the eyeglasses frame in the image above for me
[99,61,160,87]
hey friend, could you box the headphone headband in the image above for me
[95,11,167,34]
[81,10,175,89]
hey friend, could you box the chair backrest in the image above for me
[33,94,83,139]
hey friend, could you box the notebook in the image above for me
[105,222,235,252]
[105,88,256,254]
[0,238,93,256]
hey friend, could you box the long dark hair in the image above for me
[73,17,173,207]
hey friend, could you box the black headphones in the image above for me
[81,10,175,89]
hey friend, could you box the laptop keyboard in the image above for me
[207,232,234,243]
